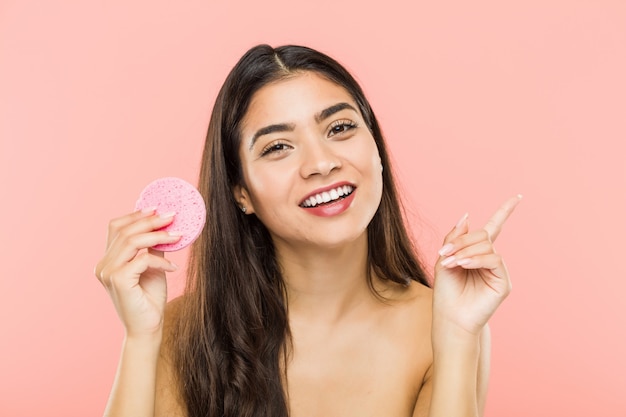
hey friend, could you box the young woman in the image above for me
[95,44,521,417]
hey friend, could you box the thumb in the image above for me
[442,212,469,245]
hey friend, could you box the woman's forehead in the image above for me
[242,72,359,129]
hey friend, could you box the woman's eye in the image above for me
[328,121,357,137]
[261,142,291,157]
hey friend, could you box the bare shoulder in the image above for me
[376,278,433,323]
[404,279,433,307]
[396,280,433,343]
[372,279,436,413]
[390,280,434,373]
[155,296,188,417]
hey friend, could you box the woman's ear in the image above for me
[232,184,255,215]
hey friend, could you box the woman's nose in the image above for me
[299,140,342,178]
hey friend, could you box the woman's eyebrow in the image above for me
[315,102,357,123]
[248,102,358,150]
[249,123,295,150]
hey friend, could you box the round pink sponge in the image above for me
[134,177,206,252]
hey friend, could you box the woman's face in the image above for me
[235,72,383,250]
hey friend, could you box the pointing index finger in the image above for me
[483,194,523,242]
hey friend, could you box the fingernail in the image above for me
[441,256,456,267]
[456,212,469,229]
[159,211,176,219]
[141,206,158,214]
[168,231,183,237]
[456,258,472,267]
[438,243,454,257]
[170,262,179,270]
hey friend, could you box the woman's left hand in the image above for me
[432,195,522,336]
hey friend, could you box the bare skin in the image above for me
[153,270,489,417]
[96,71,520,417]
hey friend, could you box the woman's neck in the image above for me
[274,233,375,325]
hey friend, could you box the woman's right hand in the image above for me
[94,208,182,338]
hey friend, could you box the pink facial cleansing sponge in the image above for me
[134,177,206,252]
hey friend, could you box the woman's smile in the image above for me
[299,182,355,207]
[299,183,357,217]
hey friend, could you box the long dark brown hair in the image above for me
[171,44,430,417]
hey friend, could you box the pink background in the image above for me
[1,1,625,415]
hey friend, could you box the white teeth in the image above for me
[301,185,354,207]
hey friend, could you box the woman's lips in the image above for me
[299,183,355,208]
[300,189,356,217]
